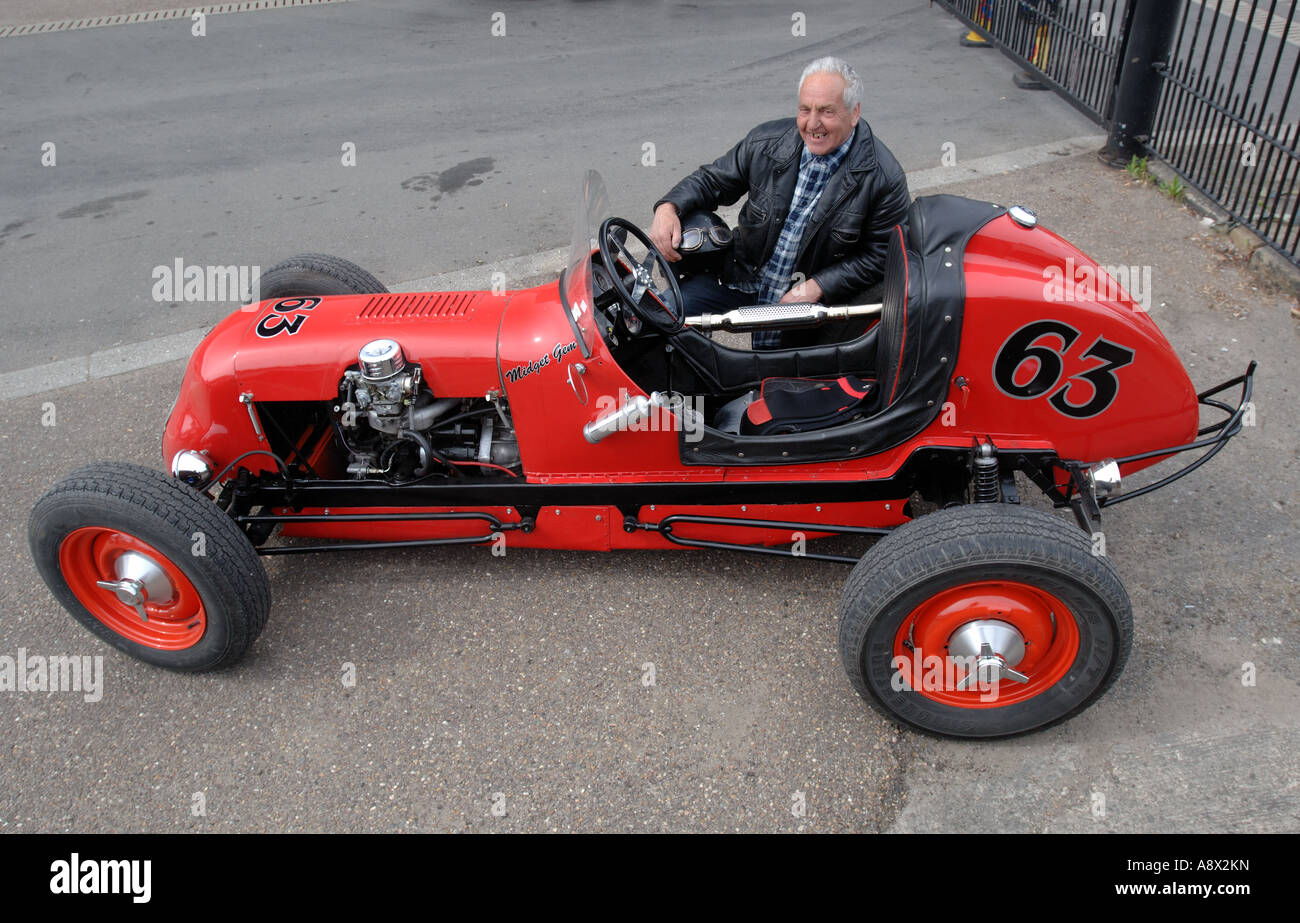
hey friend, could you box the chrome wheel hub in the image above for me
[948,618,1031,689]
[95,550,174,622]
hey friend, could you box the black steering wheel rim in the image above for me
[597,216,685,335]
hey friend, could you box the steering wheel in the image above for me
[597,216,685,335]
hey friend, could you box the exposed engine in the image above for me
[334,338,520,480]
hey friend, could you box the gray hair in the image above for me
[799,56,863,111]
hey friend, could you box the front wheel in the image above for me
[29,463,271,671]
[838,505,1132,738]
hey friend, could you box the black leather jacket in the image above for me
[655,117,911,303]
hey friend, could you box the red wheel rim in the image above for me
[59,527,207,650]
[891,580,1080,708]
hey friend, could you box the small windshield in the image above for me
[561,169,612,359]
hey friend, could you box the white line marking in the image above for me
[0,0,355,38]
[2,135,1107,400]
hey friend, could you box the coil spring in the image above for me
[973,453,1000,503]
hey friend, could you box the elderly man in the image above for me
[650,57,910,349]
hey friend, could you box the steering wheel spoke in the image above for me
[628,277,648,304]
[609,233,641,272]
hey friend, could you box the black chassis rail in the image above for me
[226,444,1005,562]
[222,362,1254,560]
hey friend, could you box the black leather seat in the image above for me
[680,194,1006,465]
[871,223,916,412]
[671,320,879,396]
[739,375,876,435]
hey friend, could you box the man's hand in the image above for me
[649,203,683,262]
[780,278,823,304]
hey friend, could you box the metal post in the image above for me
[1098,0,1181,167]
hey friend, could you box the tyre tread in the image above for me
[29,462,270,670]
[259,252,387,296]
[838,504,1132,737]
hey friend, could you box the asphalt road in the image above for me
[0,0,1098,373]
[0,0,1297,833]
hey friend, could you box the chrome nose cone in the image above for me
[948,619,1031,689]
[95,550,174,622]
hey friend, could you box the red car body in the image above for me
[162,208,1199,550]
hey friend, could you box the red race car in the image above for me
[29,170,1254,738]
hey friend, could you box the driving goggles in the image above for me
[679,225,733,251]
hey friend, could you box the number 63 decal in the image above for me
[255,297,320,338]
[993,320,1135,419]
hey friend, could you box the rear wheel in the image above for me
[838,504,1131,738]
[29,463,270,671]
[257,252,388,298]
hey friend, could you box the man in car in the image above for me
[649,56,911,349]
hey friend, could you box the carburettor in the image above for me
[339,338,421,435]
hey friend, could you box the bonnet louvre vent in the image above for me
[358,292,478,320]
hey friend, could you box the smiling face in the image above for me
[797,72,860,156]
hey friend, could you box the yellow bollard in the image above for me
[1030,23,1051,68]
[1014,6,1054,89]
[959,2,994,48]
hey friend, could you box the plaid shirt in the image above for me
[739,129,854,347]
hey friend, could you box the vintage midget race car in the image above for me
[28,171,1254,738]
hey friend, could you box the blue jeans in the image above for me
[679,276,782,349]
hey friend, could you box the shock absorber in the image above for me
[972,440,1000,503]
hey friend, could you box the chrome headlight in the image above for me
[171,449,213,488]
[1086,458,1121,496]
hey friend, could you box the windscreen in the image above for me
[561,169,612,359]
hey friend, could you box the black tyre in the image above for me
[838,504,1132,738]
[28,463,271,671]
[257,252,388,299]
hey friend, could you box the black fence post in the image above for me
[1098,0,1181,168]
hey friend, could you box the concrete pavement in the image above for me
[0,0,1097,373]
